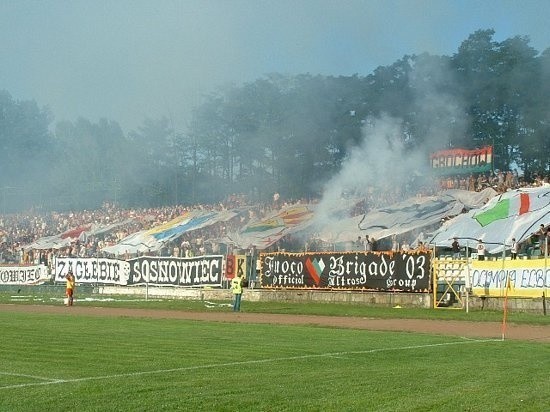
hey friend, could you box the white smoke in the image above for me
[313,113,428,227]
[313,56,467,234]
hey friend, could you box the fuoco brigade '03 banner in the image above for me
[260,251,430,292]
[128,255,224,287]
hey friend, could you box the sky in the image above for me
[1,0,549,134]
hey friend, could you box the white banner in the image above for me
[54,257,130,285]
[0,264,50,285]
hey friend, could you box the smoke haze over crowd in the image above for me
[314,57,467,228]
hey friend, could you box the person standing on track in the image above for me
[231,272,243,312]
[65,270,76,306]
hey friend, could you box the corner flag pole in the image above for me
[465,240,470,314]
[544,236,548,315]
[501,239,509,340]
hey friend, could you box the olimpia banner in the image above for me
[471,259,550,298]
[0,264,50,285]
[430,146,493,175]
[260,251,431,292]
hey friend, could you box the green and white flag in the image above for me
[429,186,550,253]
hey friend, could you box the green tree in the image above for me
[0,90,53,212]
[52,118,127,209]
[452,30,541,173]
[126,117,177,206]
[520,47,550,174]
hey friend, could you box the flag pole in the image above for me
[545,235,548,308]
[465,240,470,314]
[501,239,509,341]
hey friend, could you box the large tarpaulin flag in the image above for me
[474,192,530,227]
[227,204,315,249]
[428,186,550,253]
[23,220,134,251]
[102,209,238,255]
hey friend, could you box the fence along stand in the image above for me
[432,257,467,309]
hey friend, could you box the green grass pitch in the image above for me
[0,310,549,411]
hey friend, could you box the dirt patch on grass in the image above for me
[1,304,548,342]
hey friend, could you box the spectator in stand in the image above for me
[540,227,549,257]
[451,238,461,259]
[416,241,428,252]
[536,224,546,241]
[364,235,373,252]
[505,171,514,189]
[172,243,180,257]
[512,170,519,187]
[371,237,378,251]
[391,234,399,252]
[476,239,486,261]
[496,171,506,192]
[510,238,518,260]
[468,174,476,191]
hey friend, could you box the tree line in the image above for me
[1,29,548,213]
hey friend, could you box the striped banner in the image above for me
[430,146,492,175]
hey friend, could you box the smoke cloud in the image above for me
[313,56,467,236]
[313,114,428,223]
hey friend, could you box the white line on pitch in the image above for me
[0,372,62,382]
[0,338,499,390]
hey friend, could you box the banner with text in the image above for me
[225,255,247,280]
[260,251,431,292]
[471,259,549,298]
[430,146,493,175]
[55,258,130,285]
[0,264,50,285]
[127,255,224,287]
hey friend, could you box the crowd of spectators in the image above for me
[0,194,307,267]
[437,170,550,193]
[1,170,549,267]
